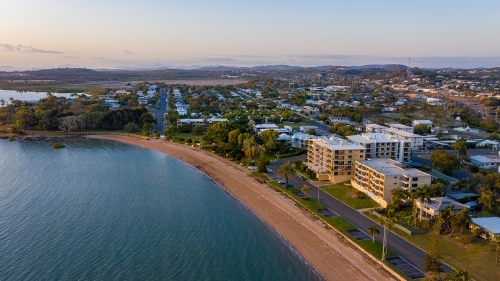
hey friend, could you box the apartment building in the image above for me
[381,128,425,149]
[347,133,412,163]
[306,138,366,183]
[388,123,414,133]
[351,159,431,207]
[365,124,388,133]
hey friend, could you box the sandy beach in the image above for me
[89,135,395,281]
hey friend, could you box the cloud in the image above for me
[0,43,64,54]
[93,57,106,60]
[123,50,132,55]
[61,56,76,59]
[197,57,238,62]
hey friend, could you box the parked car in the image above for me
[281,182,294,188]
[278,179,285,184]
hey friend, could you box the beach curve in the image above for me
[88,135,395,281]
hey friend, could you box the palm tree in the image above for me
[278,162,294,190]
[451,269,471,281]
[381,214,396,261]
[414,185,432,221]
[301,185,311,199]
[491,236,500,264]
[390,188,410,209]
[368,225,379,243]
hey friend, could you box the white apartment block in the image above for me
[365,124,425,149]
[347,133,412,163]
[388,123,414,133]
[381,128,425,149]
[306,137,366,183]
[351,159,432,207]
[365,124,388,133]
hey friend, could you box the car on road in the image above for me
[278,178,285,184]
[281,182,294,188]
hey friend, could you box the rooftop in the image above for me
[471,217,500,234]
[357,158,429,177]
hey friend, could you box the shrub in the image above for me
[52,142,66,148]
[124,122,140,132]
[178,138,185,142]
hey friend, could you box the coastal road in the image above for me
[267,159,452,275]
[152,88,168,134]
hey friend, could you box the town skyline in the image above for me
[1,0,500,70]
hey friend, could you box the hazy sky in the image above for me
[1,0,500,70]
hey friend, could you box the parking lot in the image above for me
[345,229,371,241]
[385,256,425,279]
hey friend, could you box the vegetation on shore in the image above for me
[52,142,66,148]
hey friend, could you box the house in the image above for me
[414,197,469,219]
[469,155,500,169]
[412,120,433,128]
[477,140,500,148]
[471,217,500,239]
[299,126,318,133]
[351,158,432,207]
[253,124,279,133]
[329,116,351,124]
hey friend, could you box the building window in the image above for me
[412,183,418,187]
[413,177,418,181]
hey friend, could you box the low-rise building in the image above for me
[329,116,351,124]
[412,120,433,128]
[253,124,279,133]
[469,155,500,169]
[306,137,366,183]
[351,159,431,207]
[365,124,388,133]
[388,123,414,133]
[414,197,469,219]
[381,128,425,149]
[471,217,500,239]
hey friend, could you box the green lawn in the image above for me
[363,211,500,281]
[173,132,203,143]
[321,183,380,209]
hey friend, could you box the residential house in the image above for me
[414,197,469,219]
[471,217,500,239]
[469,155,500,169]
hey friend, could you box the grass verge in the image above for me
[321,183,379,209]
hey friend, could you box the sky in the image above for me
[1,0,500,70]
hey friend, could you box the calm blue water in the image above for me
[0,139,321,281]
[0,90,73,103]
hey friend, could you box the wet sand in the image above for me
[89,135,395,281]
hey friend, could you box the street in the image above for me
[152,87,168,134]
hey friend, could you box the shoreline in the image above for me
[88,135,394,281]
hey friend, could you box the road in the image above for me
[267,159,451,275]
[152,88,168,134]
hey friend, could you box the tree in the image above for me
[59,116,85,132]
[256,151,268,173]
[368,225,379,243]
[306,128,317,135]
[447,269,471,281]
[477,192,495,213]
[414,124,430,135]
[451,140,467,163]
[301,185,311,199]
[414,185,432,221]
[141,122,152,135]
[491,236,500,264]
[202,122,238,146]
[260,129,279,152]
[424,251,443,274]
[124,122,140,132]
[430,149,460,175]
[164,126,177,140]
[390,188,410,209]
[278,162,294,190]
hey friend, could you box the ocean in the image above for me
[0,139,321,280]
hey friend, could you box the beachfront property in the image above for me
[351,159,431,207]
[306,137,365,183]
[469,155,500,169]
[253,124,280,133]
[347,133,412,163]
[470,217,500,240]
[414,197,470,219]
